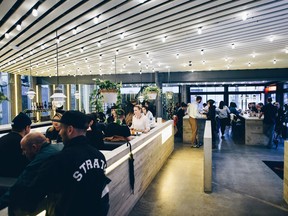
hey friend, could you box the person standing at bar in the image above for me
[188,96,204,148]
[259,97,278,148]
[0,112,31,178]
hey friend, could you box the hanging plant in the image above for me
[0,91,9,104]
[90,79,122,111]
[143,85,161,100]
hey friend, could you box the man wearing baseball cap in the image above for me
[9,111,110,216]
[0,112,31,179]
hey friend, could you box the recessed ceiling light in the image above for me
[200,49,204,55]
[242,12,248,21]
[97,41,101,48]
[231,43,235,49]
[273,59,277,64]
[176,53,179,59]
[72,28,77,35]
[162,35,167,43]
[133,44,138,50]
[32,8,38,17]
[5,33,10,39]
[16,24,22,31]
[197,27,202,34]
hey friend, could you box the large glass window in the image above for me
[0,73,10,125]
[190,86,224,92]
[190,94,224,105]
[229,86,265,92]
[229,94,264,111]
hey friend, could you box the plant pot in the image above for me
[101,90,118,103]
[147,92,157,100]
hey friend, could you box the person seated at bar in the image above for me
[0,112,31,179]
[142,106,154,126]
[107,105,117,124]
[6,111,110,216]
[104,109,132,141]
[45,113,62,144]
[229,102,240,117]
[131,105,150,133]
[125,99,137,127]
[0,132,61,214]
[86,113,105,149]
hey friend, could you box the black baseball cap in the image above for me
[52,110,89,129]
[11,112,32,129]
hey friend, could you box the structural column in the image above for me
[155,71,163,118]
[9,74,22,118]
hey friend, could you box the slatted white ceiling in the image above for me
[0,0,287,77]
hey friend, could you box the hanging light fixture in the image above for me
[50,31,66,108]
[27,60,36,100]
[74,69,80,99]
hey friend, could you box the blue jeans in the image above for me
[263,123,275,148]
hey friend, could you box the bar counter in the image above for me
[238,114,268,145]
[0,120,174,216]
[183,115,206,144]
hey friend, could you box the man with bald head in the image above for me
[0,132,61,214]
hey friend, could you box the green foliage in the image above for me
[144,85,161,94]
[0,91,9,104]
[89,79,122,112]
[143,85,161,100]
[94,78,122,91]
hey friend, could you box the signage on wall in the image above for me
[265,86,277,93]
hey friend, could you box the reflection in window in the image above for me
[229,86,264,92]
[0,73,10,124]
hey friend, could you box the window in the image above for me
[0,73,10,125]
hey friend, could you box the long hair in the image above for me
[219,101,225,109]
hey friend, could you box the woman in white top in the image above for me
[142,106,154,126]
[216,101,230,138]
[131,105,150,133]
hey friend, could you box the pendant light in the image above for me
[74,69,80,99]
[50,31,66,108]
[138,69,144,103]
[27,60,36,100]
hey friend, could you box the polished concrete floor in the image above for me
[129,131,288,216]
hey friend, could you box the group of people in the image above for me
[0,111,110,215]
[0,99,156,215]
[175,96,286,149]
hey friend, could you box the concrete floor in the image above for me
[129,132,288,216]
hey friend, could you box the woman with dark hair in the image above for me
[86,113,105,150]
[216,101,230,138]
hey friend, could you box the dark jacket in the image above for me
[10,136,110,216]
[261,103,278,124]
[0,132,29,177]
[105,122,131,138]
[0,143,61,210]
[45,127,62,143]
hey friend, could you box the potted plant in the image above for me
[90,79,122,112]
[144,85,161,100]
